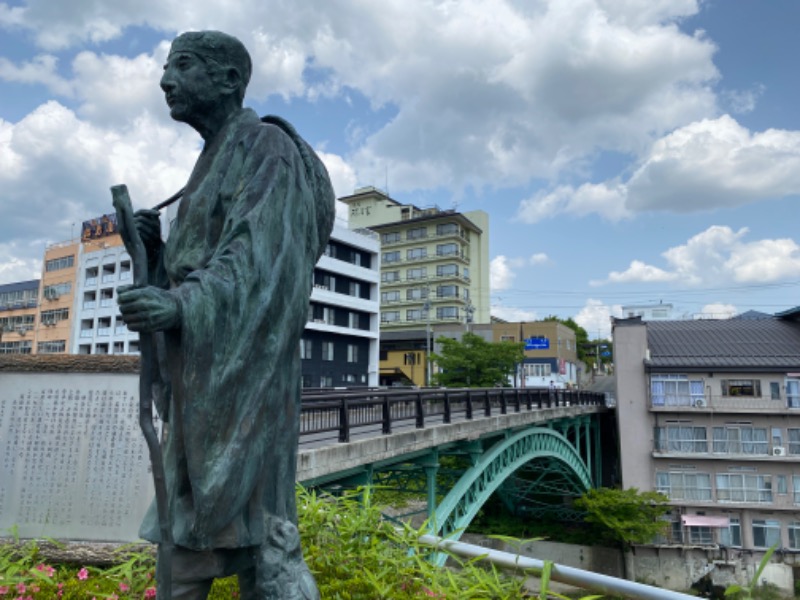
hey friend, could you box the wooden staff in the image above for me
[111,184,173,599]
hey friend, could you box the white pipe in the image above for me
[418,534,698,600]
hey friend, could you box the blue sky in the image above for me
[1,0,799,338]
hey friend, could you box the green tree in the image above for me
[574,487,671,546]
[432,332,524,388]
[543,315,589,362]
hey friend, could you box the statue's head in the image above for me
[161,31,252,128]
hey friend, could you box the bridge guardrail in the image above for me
[299,387,605,445]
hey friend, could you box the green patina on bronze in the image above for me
[116,30,335,599]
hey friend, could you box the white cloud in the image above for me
[0,101,198,255]
[593,225,800,287]
[697,303,737,319]
[490,255,516,291]
[574,299,622,339]
[517,182,631,223]
[316,151,357,201]
[721,84,765,115]
[490,303,539,323]
[530,253,549,265]
[0,54,73,96]
[626,115,800,212]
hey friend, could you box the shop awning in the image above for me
[681,515,730,528]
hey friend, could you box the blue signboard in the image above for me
[525,337,549,350]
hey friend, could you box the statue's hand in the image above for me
[134,209,163,259]
[118,285,180,332]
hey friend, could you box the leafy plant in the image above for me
[725,544,776,599]
[574,487,671,546]
[431,332,524,388]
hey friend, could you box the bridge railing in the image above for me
[299,387,605,445]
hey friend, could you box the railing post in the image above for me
[415,392,425,428]
[537,389,543,409]
[382,395,392,435]
[466,391,473,420]
[443,391,451,424]
[500,390,507,415]
[484,390,491,417]
[338,397,350,443]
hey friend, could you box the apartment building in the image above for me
[0,280,39,354]
[301,222,381,388]
[614,312,800,554]
[339,186,490,331]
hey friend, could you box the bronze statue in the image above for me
[117,30,335,599]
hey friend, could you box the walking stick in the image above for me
[111,184,173,599]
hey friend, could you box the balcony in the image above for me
[650,394,796,414]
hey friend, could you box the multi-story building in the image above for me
[73,234,135,355]
[614,311,800,572]
[339,186,490,331]
[0,280,39,354]
[380,319,579,388]
[301,222,380,388]
[37,239,80,354]
[0,216,381,386]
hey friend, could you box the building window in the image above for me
[789,522,800,549]
[381,290,400,303]
[382,311,400,323]
[381,232,401,244]
[655,471,712,501]
[37,340,66,354]
[407,227,427,240]
[712,426,768,455]
[406,309,422,321]
[113,341,125,354]
[436,264,458,277]
[381,271,400,283]
[770,382,781,400]
[321,341,334,361]
[101,263,116,283]
[436,243,459,257]
[100,288,114,307]
[777,475,788,495]
[788,429,800,455]
[437,285,458,298]
[650,374,705,407]
[407,287,428,301]
[787,379,800,408]
[654,426,708,453]
[793,476,800,505]
[300,338,312,360]
[407,247,427,260]
[383,251,400,264]
[45,255,74,272]
[83,291,97,309]
[349,281,362,297]
[407,267,427,280]
[40,308,69,326]
[97,317,112,336]
[721,379,761,397]
[347,344,358,363]
[751,519,780,548]
[80,319,94,338]
[348,312,363,329]
[436,223,458,236]
[688,527,713,545]
[719,518,741,547]
[320,375,333,387]
[314,272,336,290]
[85,266,99,285]
[463,267,470,281]
[436,306,459,320]
[523,363,551,378]
[716,474,772,503]
[42,282,71,300]
[500,335,515,341]
[120,260,132,281]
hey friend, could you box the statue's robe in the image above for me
[140,107,334,550]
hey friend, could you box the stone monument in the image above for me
[116,30,335,599]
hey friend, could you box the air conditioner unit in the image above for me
[772,447,786,457]
[693,398,707,408]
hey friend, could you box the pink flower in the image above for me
[0,586,8,595]
[77,567,89,580]
[119,582,130,592]
[144,587,157,598]
[15,583,25,594]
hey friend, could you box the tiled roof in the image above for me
[646,318,800,370]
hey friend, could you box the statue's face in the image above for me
[160,51,221,124]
